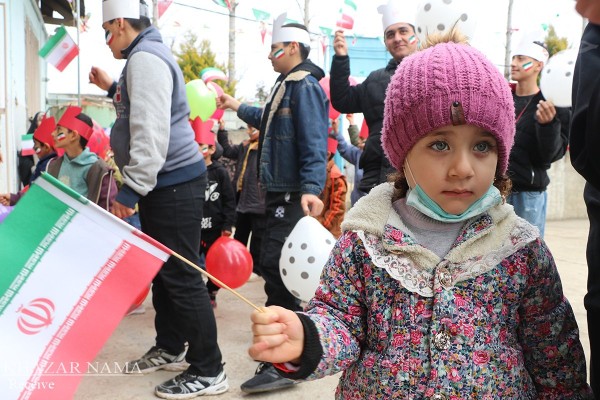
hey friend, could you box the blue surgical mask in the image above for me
[404,159,502,223]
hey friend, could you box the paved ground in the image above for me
[74,218,592,399]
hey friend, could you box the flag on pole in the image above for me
[336,0,357,30]
[200,67,228,83]
[38,25,79,72]
[20,134,35,157]
[0,173,170,400]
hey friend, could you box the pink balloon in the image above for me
[207,82,225,120]
[320,75,358,120]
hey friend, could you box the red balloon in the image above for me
[127,285,149,314]
[319,75,358,120]
[205,236,253,289]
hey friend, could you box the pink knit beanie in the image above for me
[382,41,515,175]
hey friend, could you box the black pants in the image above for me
[584,183,600,396]
[234,211,266,276]
[139,174,223,376]
[260,191,304,311]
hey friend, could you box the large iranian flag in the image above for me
[38,25,79,72]
[0,173,170,400]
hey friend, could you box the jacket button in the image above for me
[430,394,448,400]
[433,331,451,350]
[438,270,453,288]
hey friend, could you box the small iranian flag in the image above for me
[21,134,35,157]
[212,0,231,9]
[0,173,169,400]
[38,25,79,72]
[336,0,357,30]
[200,67,228,83]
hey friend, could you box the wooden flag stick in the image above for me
[170,250,263,312]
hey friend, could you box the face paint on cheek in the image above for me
[408,35,417,45]
[105,31,114,45]
[522,61,533,71]
[55,132,67,141]
[272,49,285,59]
[35,147,41,154]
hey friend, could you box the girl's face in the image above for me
[405,124,498,215]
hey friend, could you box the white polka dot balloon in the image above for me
[279,216,336,302]
[415,0,478,44]
[540,48,578,108]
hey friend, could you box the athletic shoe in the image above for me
[155,369,229,399]
[240,362,297,394]
[125,346,187,374]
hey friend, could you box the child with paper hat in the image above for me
[45,106,117,211]
[246,30,592,398]
[89,1,229,398]
[330,0,419,195]
[217,11,329,394]
[191,117,236,309]
[507,34,570,237]
[0,115,58,206]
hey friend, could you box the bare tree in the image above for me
[504,0,514,79]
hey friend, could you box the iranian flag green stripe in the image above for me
[0,173,169,399]
[38,26,79,72]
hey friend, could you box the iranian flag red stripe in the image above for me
[0,174,169,400]
[38,26,79,72]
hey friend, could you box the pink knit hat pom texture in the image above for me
[382,41,515,175]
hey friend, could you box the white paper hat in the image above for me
[377,0,416,33]
[271,13,311,46]
[512,32,549,63]
[102,0,150,23]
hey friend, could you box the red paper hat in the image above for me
[33,115,56,148]
[327,137,338,154]
[58,106,93,140]
[359,119,369,139]
[191,117,215,145]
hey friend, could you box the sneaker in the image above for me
[240,362,297,394]
[155,369,229,399]
[125,346,187,374]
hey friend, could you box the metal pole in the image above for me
[76,0,81,107]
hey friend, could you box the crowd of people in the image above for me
[3,0,600,398]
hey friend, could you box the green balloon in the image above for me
[186,79,217,121]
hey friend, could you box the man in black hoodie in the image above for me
[570,9,600,395]
[329,1,419,193]
[217,13,328,394]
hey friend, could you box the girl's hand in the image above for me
[249,306,304,364]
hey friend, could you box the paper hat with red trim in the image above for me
[57,106,93,140]
[33,115,56,148]
[191,117,215,145]
[327,137,338,154]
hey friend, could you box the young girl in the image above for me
[248,32,593,399]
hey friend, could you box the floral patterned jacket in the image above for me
[285,183,592,399]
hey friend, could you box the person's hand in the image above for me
[576,0,600,24]
[248,306,304,364]
[333,30,348,56]
[221,230,232,237]
[346,113,354,125]
[217,94,241,112]
[0,193,10,206]
[89,66,114,92]
[111,201,136,219]
[0,150,3,164]
[301,194,324,217]
[536,100,557,125]
[218,119,226,131]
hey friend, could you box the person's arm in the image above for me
[116,52,172,209]
[335,131,361,166]
[534,100,570,164]
[219,166,237,235]
[348,124,359,146]
[89,66,117,97]
[216,129,242,160]
[519,240,592,397]
[98,169,119,212]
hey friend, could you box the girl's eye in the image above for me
[474,142,495,152]
[430,141,449,151]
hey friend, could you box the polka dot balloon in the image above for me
[415,0,478,44]
[540,48,578,108]
[279,216,336,302]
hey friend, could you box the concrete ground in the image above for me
[74,218,592,399]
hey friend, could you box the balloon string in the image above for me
[170,250,264,312]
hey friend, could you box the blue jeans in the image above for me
[507,190,547,238]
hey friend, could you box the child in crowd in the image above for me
[217,121,266,278]
[316,135,347,238]
[0,115,57,206]
[333,116,367,206]
[47,106,117,211]
[247,32,593,398]
[193,117,236,308]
